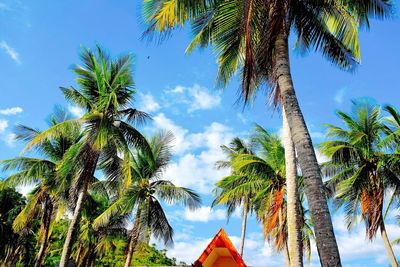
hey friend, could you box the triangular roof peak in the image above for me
[193,228,247,267]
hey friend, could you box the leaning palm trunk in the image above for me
[380,220,398,267]
[59,150,99,267]
[124,208,142,267]
[34,196,53,267]
[59,187,88,267]
[275,32,341,266]
[239,196,249,257]
[282,107,303,267]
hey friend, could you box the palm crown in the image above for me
[321,101,400,238]
[140,0,392,102]
[0,108,83,266]
[93,131,201,267]
[25,46,153,267]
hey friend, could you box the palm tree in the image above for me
[213,137,256,257]
[93,131,201,267]
[0,108,82,267]
[320,101,400,267]
[281,108,302,266]
[233,127,289,264]
[72,191,127,267]
[231,125,315,266]
[142,1,392,265]
[23,46,151,267]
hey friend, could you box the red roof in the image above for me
[193,228,247,267]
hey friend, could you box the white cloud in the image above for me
[163,123,234,193]
[139,93,160,113]
[0,41,21,64]
[183,206,227,222]
[0,106,23,115]
[164,152,230,194]
[3,133,16,147]
[168,85,185,94]
[0,119,8,133]
[150,113,236,193]
[335,88,346,104]
[68,105,84,118]
[152,113,190,154]
[165,84,221,112]
[187,85,221,112]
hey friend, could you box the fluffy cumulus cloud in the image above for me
[139,93,160,113]
[183,206,228,222]
[0,108,23,146]
[0,106,23,115]
[152,113,191,154]
[153,117,235,193]
[165,84,221,112]
[0,41,21,64]
[0,119,8,133]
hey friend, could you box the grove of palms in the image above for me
[1,1,399,267]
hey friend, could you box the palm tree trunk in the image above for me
[282,107,303,267]
[124,208,142,267]
[380,220,398,267]
[59,186,87,267]
[275,32,341,267]
[239,196,249,257]
[34,196,53,267]
[59,151,99,267]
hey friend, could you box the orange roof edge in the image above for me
[193,228,247,267]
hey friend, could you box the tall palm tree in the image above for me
[0,109,82,267]
[142,1,392,265]
[92,131,201,267]
[282,107,302,266]
[213,137,256,257]
[23,46,150,267]
[320,101,400,267]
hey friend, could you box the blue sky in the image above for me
[1,1,400,266]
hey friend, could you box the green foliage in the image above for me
[95,131,201,252]
[140,0,392,105]
[321,101,400,239]
[43,210,176,267]
[131,243,176,266]
[0,187,37,266]
[213,126,314,260]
